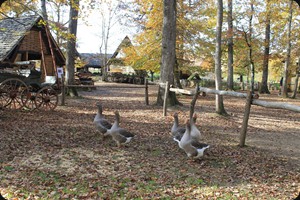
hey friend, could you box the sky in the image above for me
[76,2,136,54]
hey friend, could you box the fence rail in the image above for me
[168,86,300,147]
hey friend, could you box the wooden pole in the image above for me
[189,83,200,119]
[39,31,47,80]
[45,26,59,86]
[61,75,65,106]
[145,79,149,105]
[239,90,253,147]
[163,81,169,116]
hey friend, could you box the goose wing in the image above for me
[119,129,134,138]
[112,128,134,144]
[94,119,112,133]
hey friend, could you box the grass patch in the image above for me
[3,165,14,172]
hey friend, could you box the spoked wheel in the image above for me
[35,86,58,111]
[23,91,38,110]
[0,78,29,109]
[0,88,9,108]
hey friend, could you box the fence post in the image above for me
[163,81,169,116]
[239,90,252,147]
[189,83,200,119]
[61,76,65,106]
[145,79,149,105]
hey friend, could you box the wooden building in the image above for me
[108,36,135,74]
[0,15,65,81]
[79,53,112,73]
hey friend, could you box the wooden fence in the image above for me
[169,85,300,146]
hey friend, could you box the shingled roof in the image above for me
[80,53,113,68]
[0,15,42,62]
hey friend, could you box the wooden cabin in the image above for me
[0,15,65,82]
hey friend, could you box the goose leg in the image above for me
[102,134,108,141]
[117,142,121,147]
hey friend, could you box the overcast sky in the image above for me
[76,2,136,54]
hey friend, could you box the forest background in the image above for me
[1,0,300,94]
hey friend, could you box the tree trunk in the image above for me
[99,2,118,82]
[174,58,183,89]
[150,71,154,82]
[215,0,227,115]
[65,0,80,97]
[227,0,234,90]
[259,0,271,94]
[282,0,293,98]
[41,0,48,20]
[157,0,179,106]
[249,2,255,92]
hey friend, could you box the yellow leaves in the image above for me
[123,46,139,66]
[269,56,285,79]
[0,0,38,16]
[200,59,214,72]
[123,41,161,73]
[37,19,47,27]
[206,17,217,29]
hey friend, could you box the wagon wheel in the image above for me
[0,78,29,109]
[35,86,58,111]
[22,91,38,110]
[21,84,41,110]
[0,87,9,108]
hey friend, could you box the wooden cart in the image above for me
[0,15,66,111]
[0,63,60,111]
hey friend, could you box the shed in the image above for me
[0,15,65,81]
[79,53,112,72]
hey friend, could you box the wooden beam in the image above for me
[198,87,259,99]
[39,31,47,78]
[170,86,259,99]
[169,88,195,95]
[66,85,97,88]
[197,86,300,112]
[252,99,300,112]
[45,26,58,82]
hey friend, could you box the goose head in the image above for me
[171,113,179,130]
[171,112,186,136]
[96,102,103,114]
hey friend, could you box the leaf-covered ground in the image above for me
[0,82,299,199]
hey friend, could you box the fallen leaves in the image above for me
[0,82,299,199]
